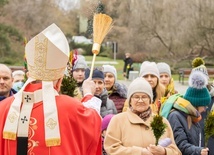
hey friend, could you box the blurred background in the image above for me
[1,0,214,76]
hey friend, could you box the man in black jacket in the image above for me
[123,52,133,80]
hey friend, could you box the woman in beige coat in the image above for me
[104,77,181,155]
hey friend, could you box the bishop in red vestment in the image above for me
[0,83,102,155]
[0,23,102,155]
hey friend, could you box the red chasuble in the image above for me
[0,83,102,155]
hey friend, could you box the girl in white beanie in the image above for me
[139,61,165,114]
[157,62,177,98]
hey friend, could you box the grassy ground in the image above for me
[85,56,125,80]
[85,56,180,80]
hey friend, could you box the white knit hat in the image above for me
[3,23,69,147]
[102,65,117,80]
[139,61,159,78]
[127,77,153,103]
[12,70,25,77]
[157,62,171,77]
[72,55,88,70]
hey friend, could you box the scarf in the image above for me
[160,94,201,123]
[131,106,152,121]
[173,97,201,123]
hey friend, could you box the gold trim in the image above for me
[3,132,16,140]
[46,138,61,146]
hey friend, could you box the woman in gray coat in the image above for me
[85,68,117,118]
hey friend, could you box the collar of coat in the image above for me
[126,108,155,128]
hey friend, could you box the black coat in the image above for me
[123,57,133,73]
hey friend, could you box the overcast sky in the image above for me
[55,0,80,11]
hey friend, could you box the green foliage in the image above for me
[0,24,23,41]
[84,55,130,80]
[0,57,14,65]
[98,46,112,57]
[150,115,167,145]
[191,57,205,68]
[86,1,105,37]
[0,0,8,7]
[204,112,214,146]
[0,23,24,64]
[69,41,111,56]
[61,76,77,97]
[69,41,92,55]
[0,33,11,55]
[95,1,105,14]
[86,18,93,38]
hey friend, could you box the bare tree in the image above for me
[102,0,214,67]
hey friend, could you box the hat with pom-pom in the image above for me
[191,64,209,80]
[191,57,209,80]
[192,57,205,68]
[184,71,211,107]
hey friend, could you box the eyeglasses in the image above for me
[131,95,150,102]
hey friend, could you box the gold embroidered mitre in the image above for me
[25,24,69,81]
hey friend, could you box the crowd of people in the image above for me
[0,23,214,155]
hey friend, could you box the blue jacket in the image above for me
[168,110,203,155]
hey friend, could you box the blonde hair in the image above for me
[154,82,165,103]
[151,80,165,114]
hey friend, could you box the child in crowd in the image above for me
[72,55,88,100]
[102,114,114,155]
[157,62,177,98]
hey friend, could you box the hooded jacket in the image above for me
[97,89,117,118]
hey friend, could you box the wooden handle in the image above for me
[89,53,96,78]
